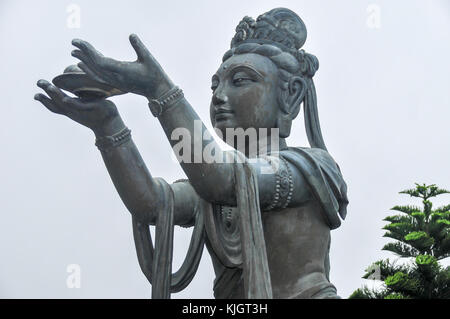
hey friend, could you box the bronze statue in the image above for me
[34,8,348,299]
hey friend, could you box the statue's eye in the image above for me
[232,71,254,86]
[211,82,219,92]
[232,77,252,86]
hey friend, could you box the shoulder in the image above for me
[280,147,343,180]
[279,147,349,229]
[283,147,338,167]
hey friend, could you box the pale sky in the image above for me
[0,0,449,298]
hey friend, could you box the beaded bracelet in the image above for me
[95,127,131,152]
[148,86,184,117]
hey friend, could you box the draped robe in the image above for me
[132,146,348,299]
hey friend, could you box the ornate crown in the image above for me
[230,8,307,54]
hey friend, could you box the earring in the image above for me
[277,115,292,138]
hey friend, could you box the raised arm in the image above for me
[34,80,196,225]
[95,118,197,226]
[70,34,312,208]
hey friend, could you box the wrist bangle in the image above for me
[95,127,131,152]
[148,86,184,117]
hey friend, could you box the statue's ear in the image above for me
[277,76,307,138]
[287,76,307,117]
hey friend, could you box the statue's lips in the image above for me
[215,109,234,121]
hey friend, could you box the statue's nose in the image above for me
[212,90,228,106]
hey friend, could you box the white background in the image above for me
[0,0,449,298]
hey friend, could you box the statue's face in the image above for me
[210,53,280,142]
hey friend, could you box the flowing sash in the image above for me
[132,178,205,298]
[132,151,273,298]
[204,151,273,298]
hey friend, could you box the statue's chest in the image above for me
[209,205,242,265]
[218,205,239,233]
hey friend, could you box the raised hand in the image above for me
[71,34,173,100]
[34,79,123,136]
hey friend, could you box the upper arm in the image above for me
[148,154,311,227]
[170,180,199,227]
[135,178,198,227]
[176,152,312,212]
[252,155,313,211]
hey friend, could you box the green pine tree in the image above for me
[350,183,450,299]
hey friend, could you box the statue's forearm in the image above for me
[156,97,236,206]
[100,140,161,223]
[95,116,161,224]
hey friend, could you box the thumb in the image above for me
[129,34,152,62]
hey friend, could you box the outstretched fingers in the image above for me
[34,93,63,114]
[71,39,103,61]
[36,79,74,115]
[72,39,119,72]
[71,49,93,68]
[37,79,67,102]
[35,79,93,114]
